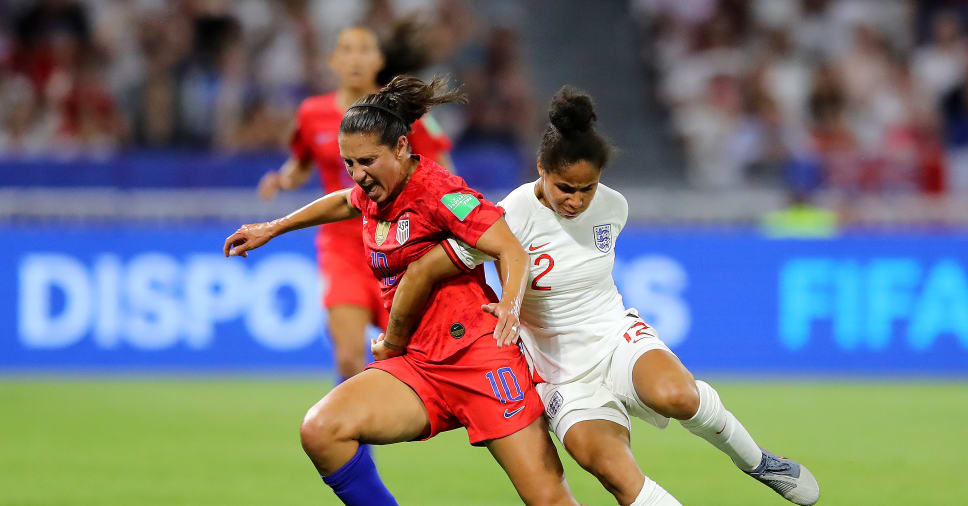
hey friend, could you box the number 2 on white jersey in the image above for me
[531,253,554,291]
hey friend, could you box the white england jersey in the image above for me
[450,181,630,384]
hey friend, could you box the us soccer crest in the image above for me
[396,218,410,245]
[374,220,391,246]
[593,224,612,253]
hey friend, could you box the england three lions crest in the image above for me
[396,218,410,245]
[593,224,612,253]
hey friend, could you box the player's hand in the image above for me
[371,333,405,361]
[482,301,521,347]
[257,171,282,201]
[223,222,276,258]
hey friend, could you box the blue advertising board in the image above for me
[2,223,966,374]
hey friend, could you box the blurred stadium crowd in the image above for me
[0,0,533,171]
[3,0,968,224]
[633,0,968,199]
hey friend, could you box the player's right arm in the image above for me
[257,156,314,200]
[224,189,359,257]
[259,114,315,200]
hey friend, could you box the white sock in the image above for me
[679,380,762,471]
[630,476,681,506]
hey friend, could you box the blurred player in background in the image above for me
[375,87,821,506]
[225,76,578,506]
[257,21,452,384]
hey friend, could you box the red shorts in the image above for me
[366,335,544,445]
[316,230,388,329]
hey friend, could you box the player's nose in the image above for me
[568,194,583,209]
[349,168,366,184]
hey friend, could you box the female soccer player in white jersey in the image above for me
[371,87,821,506]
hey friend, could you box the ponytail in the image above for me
[341,75,466,147]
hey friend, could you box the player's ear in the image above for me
[395,135,408,159]
[537,160,547,177]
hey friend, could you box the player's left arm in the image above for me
[472,217,528,347]
[372,245,463,360]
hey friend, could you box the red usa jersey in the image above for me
[349,156,503,362]
[291,93,452,242]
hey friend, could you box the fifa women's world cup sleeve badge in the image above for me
[593,224,612,253]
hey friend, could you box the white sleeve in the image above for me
[617,191,629,232]
[445,238,495,269]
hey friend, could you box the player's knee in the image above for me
[518,481,573,506]
[650,380,700,420]
[299,401,356,453]
[334,352,363,377]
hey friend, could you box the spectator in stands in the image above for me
[0,69,51,156]
[127,9,190,147]
[55,50,124,155]
[453,23,535,194]
[913,10,968,110]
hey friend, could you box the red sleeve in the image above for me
[430,181,504,247]
[408,114,452,162]
[289,106,313,163]
[349,185,368,212]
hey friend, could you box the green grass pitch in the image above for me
[1,379,964,505]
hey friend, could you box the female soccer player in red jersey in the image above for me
[375,87,820,506]
[257,23,452,383]
[224,76,578,506]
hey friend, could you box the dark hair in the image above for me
[538,86,611,173]
[376,16,432,86]
[340,75,466,147]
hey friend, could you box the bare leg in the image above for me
[563,420,644,505]
[485,417,579,506]
[300,368,429,474]
[631,349,762,470]
[630,349,699,420]
[327,305,372,381]
[631,350,819,504]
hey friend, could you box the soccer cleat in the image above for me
[745,448,820,505]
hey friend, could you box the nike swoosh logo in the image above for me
[528,242,550,251]
[504,406,526,418]
[716,420,728,434]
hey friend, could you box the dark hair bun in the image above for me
[538,85,611,173]
[549,86,597,136]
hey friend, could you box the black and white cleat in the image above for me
[745,448,820,505]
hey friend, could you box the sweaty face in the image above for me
[329,27,384,90]
[537,160,602,219]
[339,132,410,205]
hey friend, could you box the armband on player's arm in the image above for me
[385,244,464,348]
[442,238,493,271]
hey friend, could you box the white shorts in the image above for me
[536,309,674,442]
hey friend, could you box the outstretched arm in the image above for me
[372,244,462,360]
[224,188,359,257]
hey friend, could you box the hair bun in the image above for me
[549,86,596,136]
